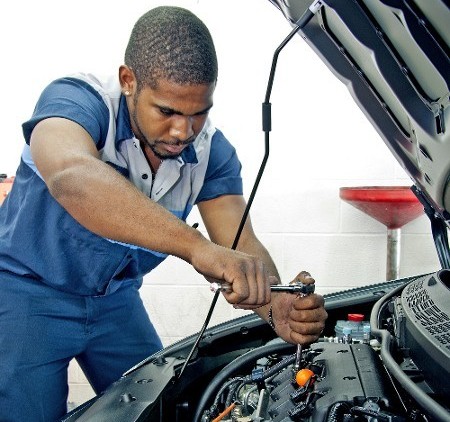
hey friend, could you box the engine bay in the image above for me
[62,271,450,422]
[193,271,450,422]
[196,342,397,421]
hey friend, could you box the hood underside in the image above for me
[269,0,450,222]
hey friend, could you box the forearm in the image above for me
[45,153,207,262]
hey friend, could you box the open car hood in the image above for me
[270,0,450,226]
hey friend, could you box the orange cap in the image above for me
[295,368,315,387]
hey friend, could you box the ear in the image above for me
[119,65,136,95]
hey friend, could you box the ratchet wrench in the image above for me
[270,283,315,295]
[212,280,314,372]
[211,281,315,295]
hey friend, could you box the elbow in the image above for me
[44,166,87,205]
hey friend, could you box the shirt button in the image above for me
[142,173,148,180]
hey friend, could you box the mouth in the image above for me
[142,137,196,160]
[155,138,195,155]
[163,143,187,154]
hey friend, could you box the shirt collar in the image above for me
[180,143,198,164]
[115,95,133,146]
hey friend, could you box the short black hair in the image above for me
[125,6,218,89]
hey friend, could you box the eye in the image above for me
[159,107,174,116]
[194,110,209,117]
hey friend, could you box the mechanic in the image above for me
[0,6,327,421]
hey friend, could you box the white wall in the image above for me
[1,0,440,407]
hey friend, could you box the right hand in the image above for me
[190,241,271,309]
[270,271,327,345]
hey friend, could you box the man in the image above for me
[0,6,327,421]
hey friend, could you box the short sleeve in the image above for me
[196,129,243,203]
[22,77,110,149]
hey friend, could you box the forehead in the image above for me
[141,78,215,115]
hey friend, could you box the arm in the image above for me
[197,194,280,277]
[29,117,269,307]
[198,194,327,345]
[31,118,202,257]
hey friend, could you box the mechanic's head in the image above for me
[120,6,217,160]
[124,6,218,90]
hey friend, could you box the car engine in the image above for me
[195,271,450,422]
[61,271,450,422]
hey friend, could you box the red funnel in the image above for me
[339,186,423,229]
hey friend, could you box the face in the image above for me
[125,76,215,161]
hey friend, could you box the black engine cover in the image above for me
[267,343,396,421]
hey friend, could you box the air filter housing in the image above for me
[400,269,450,395]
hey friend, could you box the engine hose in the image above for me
[327,402,351,422]
[213,377,244,407]
[192,340,296,422]
[225,383,241,408]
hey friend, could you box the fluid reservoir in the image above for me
[335,313,368,342]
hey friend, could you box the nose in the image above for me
[169,115,194,141]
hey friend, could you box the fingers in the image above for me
[288,294,327,344]
[291,270,315,285]
[192,242,271,308]
[268,275,280,286]
[224,257,270,308]
[293,292,325,311]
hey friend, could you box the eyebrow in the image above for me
[158,104,213,116]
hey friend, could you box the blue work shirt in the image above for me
[0,73,243,296]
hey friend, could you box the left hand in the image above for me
[270,271,327,345]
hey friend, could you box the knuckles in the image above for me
[292,293,325,310]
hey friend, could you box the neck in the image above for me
[141,142,162,174]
